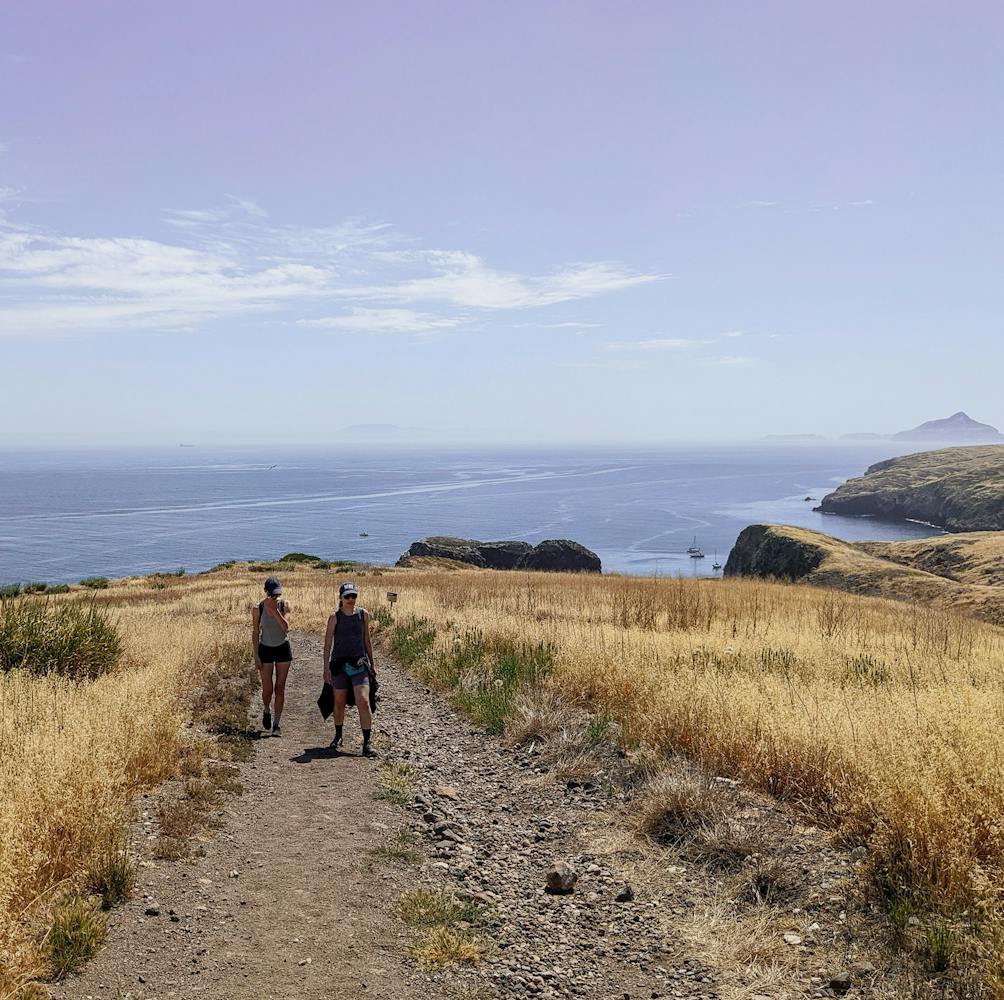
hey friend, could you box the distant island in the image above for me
[769,412,1004,445]
[816,444,1004,532]
[841,411,1003,444]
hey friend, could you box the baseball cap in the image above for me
[264,576,283,596]
[339,581,359,598]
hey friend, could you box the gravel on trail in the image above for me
[52,631,865,1000]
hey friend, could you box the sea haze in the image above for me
[0,444,943,586]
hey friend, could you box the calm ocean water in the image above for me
[0,443,943,586]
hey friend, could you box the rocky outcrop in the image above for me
[517,539,602,573]
[724,525,827,581]
[815,445,1004,532]
[397,537,601,573]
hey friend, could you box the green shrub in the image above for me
[0,583,21,598]
[371,606,394,628]
[45,896,107,979]
[79,577,109,590]
[210,560,237,572]
[46,584,71,595]
[22,582,49,594]
[0,598,123,679]
[391,617,437,665]
[280,552,321,563]
[85,836,134,910]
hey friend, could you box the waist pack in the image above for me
[339,654,370,678]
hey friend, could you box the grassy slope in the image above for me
[817,444,1004,531]
[729,523,1004,624]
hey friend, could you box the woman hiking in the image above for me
[253,575,292,737]
[322,580,377,756]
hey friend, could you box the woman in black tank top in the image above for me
[322,581,377,755]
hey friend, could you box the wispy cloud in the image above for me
[604,337,712,351]
[710,354,757,367]
[298,307,464,334]
[512,321,604,330]
[0,200,664,336]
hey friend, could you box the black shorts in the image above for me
[258,641,293,665]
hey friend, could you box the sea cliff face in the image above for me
[815,445,1004,532]
[723,524,827,580]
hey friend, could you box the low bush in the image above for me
[22,582,49,595]
[79,577,109,590]
[0,583,21,598]
[85,836,134,910]
[280,552,321,563]
[44,896,107,980]
[0,598,122,679]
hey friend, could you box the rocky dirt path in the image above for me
[53,631,865,1000]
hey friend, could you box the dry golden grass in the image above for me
[6,558,1004,991]
[368,567,1004,923]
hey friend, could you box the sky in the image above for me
[2,1,1003,446]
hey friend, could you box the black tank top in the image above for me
[332,608,366,658]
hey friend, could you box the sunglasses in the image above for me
[342,594,357,600]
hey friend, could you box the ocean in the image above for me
[0,443,943,586]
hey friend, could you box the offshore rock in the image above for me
[397,537,601,573]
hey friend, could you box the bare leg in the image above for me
[258,663,274,711]
[355,685,372,731]
[273,662,291,720]
[334,687,348,726]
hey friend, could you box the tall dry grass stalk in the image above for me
[0,577,246,997]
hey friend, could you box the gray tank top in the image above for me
[258,600,288,647]
[332,608,367,658]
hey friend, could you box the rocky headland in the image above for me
[725,523,1004,624]
[397,536,602,573]
[815,444,1004,531]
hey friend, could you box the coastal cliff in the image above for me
[725,523,1004,624]
[396,536,602,573]
[815,445,1004,531]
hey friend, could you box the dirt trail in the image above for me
[54,632,427,1000]
[53,631,865,1000]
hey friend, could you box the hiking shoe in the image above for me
[262,710,271,731]
[329,734,343,751]
[272,723,282,738]
[362,743,376,758]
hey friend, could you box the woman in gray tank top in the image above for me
[322,580,377,756]
[253,576,293,736]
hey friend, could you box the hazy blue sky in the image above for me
[2,1,1003,445]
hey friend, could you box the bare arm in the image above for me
[251,607,261,666]
[264,597,290,633]
[363,610,375,678]
[322,614,336,683]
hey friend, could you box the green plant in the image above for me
[46,584,71,595]
[374,761,417,806]
[22,582,49,595]
[926,920,957,973]
[0,583,21,598]
[370,829,422,865]
[85,837,134,910]
[843,653,891,687]
[371,606,394,628]
[397,889,489,928]
[44,896,107,979]
[0,598,122,679]
[79,577,109,590]
[391,617,437,665]
[279,552,321,563]
[586,712,613,746]
[210,560,238,571]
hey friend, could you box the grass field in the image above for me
[4,561,1004,994]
